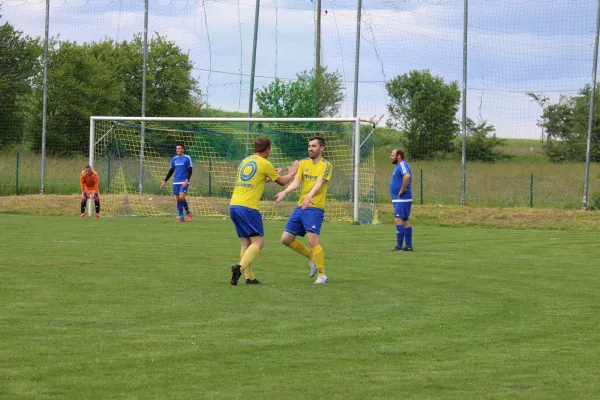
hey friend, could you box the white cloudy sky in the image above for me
[1,0,599,138]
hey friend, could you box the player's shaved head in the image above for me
[254,137,271,153]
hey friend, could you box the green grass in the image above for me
[1,216,599,399]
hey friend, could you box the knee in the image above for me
[281,235,292,246]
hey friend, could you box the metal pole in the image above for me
[246,0,261,151]
[139,0,149,194]
[316,0,322,81]
[420,169,423,205]
[353,117,361,223]
[208,160,212,196]
[40,0,50,195]
[352,0,362,119]
[351,0,362,223]
[16,153,20,195]
[88,118,95,216]
[530,173,533,208]
[583,0,600,210]
[460,0,468,206]
[107,156,111,194]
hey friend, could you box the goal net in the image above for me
[90,117,377,223]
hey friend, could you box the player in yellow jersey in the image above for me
[229,137,299,285]
[274,136,332,284]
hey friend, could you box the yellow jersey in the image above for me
[230,155,280,210]
[296,158,333,210]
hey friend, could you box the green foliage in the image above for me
[255,66,345,160]
[588,192,600,211]
[463,118,510,162]
[538,87,600,163]
[255,66,344,119]
[0,13,42,148]
[27,34,202,156]
[386,70,460,160]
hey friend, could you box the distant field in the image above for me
[1,216,599,399]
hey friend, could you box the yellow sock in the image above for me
[240,247,252,280]
[240,244,260,280]
[312,245,325,277]
[289,239,312,259]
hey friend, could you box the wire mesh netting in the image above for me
[1,0,600,210]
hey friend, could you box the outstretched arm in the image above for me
[274,176,302,203]
[274,160,299,186]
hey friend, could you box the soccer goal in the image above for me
[89,117,378,223]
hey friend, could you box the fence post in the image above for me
[107,157,111,193]
[208,160,212,196]
[530,174,533,208]
[420,169,423,205]
[16,152,20,195]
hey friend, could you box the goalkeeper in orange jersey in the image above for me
[80,165,100,219]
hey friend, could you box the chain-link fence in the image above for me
[1,0,599,210]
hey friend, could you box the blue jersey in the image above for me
[390,160,412,201]
[170,155,193,184]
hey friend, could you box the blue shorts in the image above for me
[393,201,412,221]
[230,206,264,238]
[284,206,325,237]
[173,184,188,196]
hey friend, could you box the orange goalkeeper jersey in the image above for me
[80,169,100,193]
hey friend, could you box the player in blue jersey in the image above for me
[160,144,193,222]
[390,149,413,252]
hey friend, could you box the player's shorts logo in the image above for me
[240,161,258,182]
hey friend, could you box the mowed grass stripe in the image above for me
[1,216,599,399]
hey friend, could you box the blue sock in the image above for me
[182,199,190,214]
[396,225,405,248]
[405,227,413,249]
[177,201,184,218]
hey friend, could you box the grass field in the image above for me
[1,215,599,399]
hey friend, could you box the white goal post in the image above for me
[89,116,376,223]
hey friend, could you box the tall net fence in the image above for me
[1,0,600,210]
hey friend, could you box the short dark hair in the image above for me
[176,143,185,150]
[254,137,271,153]
[393,149,405,160]
[85,165,91,169]
[309,136,325,147]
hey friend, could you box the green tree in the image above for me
[29,34,202,156]
[255,66,344,160]
[255,66,344,118]
[463,118,509,162]
[538,87,599,163]
[386,70,460,160]
[0,11,42,149]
